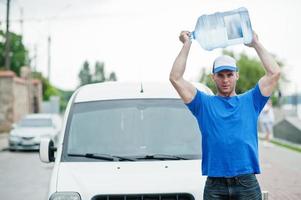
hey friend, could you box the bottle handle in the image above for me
[190,31,195,40]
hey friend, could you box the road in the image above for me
[258,142,301,200]
[0,133,301,200]
[0,150,53,200]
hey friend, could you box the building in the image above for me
[0,67,42,132]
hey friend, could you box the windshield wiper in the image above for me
[136,154,188,160]
[68,153,136,161]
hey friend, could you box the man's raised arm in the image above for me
[169,31,197,103]
[247,32,281,96]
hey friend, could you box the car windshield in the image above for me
[19,118,53,127]
[63,99,201,161]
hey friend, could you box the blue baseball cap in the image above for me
[212,55,238,74]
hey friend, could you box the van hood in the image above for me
[56,160,205,199]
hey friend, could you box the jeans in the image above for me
[203,174,262,200]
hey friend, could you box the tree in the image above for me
[108,72,117,81]
[78,61,92,86]
[93,61,105,83]
[32,71,60,101]
[57,89,73,112]
[78,60,117,86]
[0,30,29,75]
[200,50,286,106]
[32,71,74,112]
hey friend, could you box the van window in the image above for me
[63,99,201,161]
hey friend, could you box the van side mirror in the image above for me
[39,138,57,163]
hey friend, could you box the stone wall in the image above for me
[0,71,14,132]
[12,77,30,123]
[0,69,42,132]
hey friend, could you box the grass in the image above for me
[270,139,301,153]
[259,132,301,153]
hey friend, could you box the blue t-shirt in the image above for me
[186,84,269,177]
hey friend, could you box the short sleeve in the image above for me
[252,84,270,113]
[185,90,204,117]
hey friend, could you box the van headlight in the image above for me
[50,192,81,200]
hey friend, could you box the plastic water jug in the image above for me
[191,7,253,51]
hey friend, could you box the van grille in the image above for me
[92,193,194,200]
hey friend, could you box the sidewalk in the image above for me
[258,140,301,200]
[0,133,8,150]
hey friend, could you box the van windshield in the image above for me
[63,99,201,161]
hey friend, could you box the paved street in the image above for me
[258,142,301,200]
[0,150,53,200]
[0,133,301,200]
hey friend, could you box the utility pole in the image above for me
[47,36,51,82]
[20,7,24,36]
[33,44,37,72]
[4,0,11,70]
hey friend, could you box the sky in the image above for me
[0,0,300,94]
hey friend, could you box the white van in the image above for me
[40,82,213,200]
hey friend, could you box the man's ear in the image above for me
[211,74,215,81]
[236,72,239,80]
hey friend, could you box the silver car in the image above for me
[9,113,62,150]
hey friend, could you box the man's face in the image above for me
[212,70,239,96]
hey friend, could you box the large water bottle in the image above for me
[191,7,253,51]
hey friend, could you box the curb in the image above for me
[259,132,301,153]
[270,138,301,153]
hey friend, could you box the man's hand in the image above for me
[179,31,192,45]
[246,31,259,48]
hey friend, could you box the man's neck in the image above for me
[217,91,237,97]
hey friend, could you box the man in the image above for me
[169,31,281,200]
[259,99,275,147]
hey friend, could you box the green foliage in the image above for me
[32,72,59,101]
[199,68,217,94]
[235,53,265,94]
[271,139,301,153]
[44,85,60,101]
[78,61,92,86]
[108,72,117,81]
[57,89,73,112]
[93,61,105,83]
[78,60,117,86]
[0,30,29,75]
[32,71,74,112]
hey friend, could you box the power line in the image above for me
[0,12,122,24]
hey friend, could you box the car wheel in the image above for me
[9,147,16,152]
